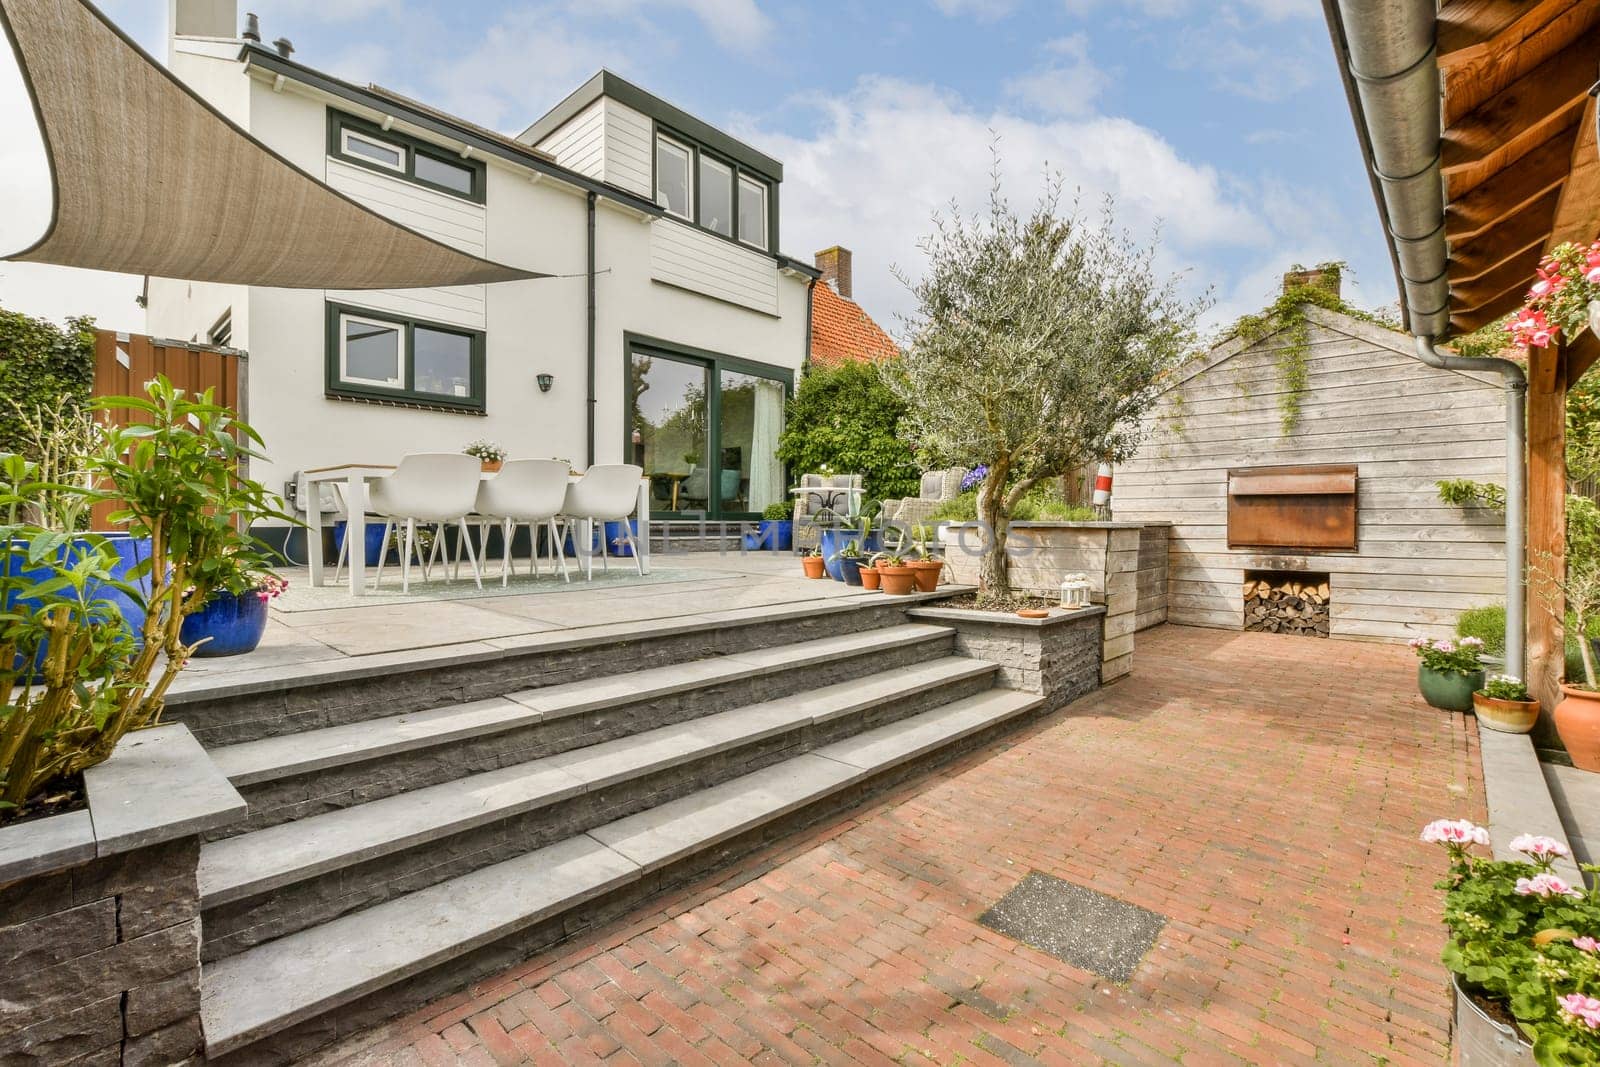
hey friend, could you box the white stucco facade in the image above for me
[147,32,812,525]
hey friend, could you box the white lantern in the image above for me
[1059,573,1092,609]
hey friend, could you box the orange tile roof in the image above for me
[809,282,899,368]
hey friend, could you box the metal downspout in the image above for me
[1414,336,1528,678]
[586,191,596,468]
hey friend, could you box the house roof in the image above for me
[809,282,899,369]
[0,0,542,290]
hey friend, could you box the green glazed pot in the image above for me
[1418,665,1484,713]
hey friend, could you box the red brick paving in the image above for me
[306,626,1482,1066]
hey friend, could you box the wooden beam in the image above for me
[1442,36,1596,197]
[1440,0,1598,125]
[1526,339,1567,733]
[1450,191,1562,280]
[1545,95,1600,254]
[1438,0,1580,68]
[1446,124,1578,244]
[1452,249,1549,310]
[1569,330,1600,385]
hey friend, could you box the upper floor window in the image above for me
[656,135,692,220]
[328,111,486,204]
[655,130,773,251]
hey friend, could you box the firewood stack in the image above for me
[1243,576,1330,637]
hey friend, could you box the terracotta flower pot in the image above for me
[860,566,881,591]
[801,556,826,579]
[907,558,943,593]
[877,564,916,596]
[1554,683,1600,771]
[1471,692,1540,735]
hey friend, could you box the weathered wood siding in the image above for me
[1115,307,1507,643]
[1135,524,1169,632]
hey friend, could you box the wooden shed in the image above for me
[1115,300,1508,643]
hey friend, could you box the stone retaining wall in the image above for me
[907,605,1104,710]
[0,725,243,1066]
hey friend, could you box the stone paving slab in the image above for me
[301,625,1484,1067]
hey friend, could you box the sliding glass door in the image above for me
[627,340,789,520]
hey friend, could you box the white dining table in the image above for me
[301,464,652,596]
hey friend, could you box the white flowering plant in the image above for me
[1481,674,1532,702]
[1423,819,1600,1063]
[1409,635,1486,674]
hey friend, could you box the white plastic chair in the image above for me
[562,464,644,580]
[474,459,571,586]
[368,453,484,593]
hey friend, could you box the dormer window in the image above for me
[655,135,692,220]
[328,110,486,204]
[655,129,773,251]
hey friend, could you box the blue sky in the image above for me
[0,0,1395,337]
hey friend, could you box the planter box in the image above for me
[907,603,1105,710]
[0,725,244,1066]
[939,522,1149,683]
[1454,978,1533,1065]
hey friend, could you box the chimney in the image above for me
[169,0,238,39]
[1282,264,1341,300]
[814,246,853,299]
[240,11,260,42]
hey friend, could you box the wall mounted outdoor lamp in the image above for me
[536,373,554,393]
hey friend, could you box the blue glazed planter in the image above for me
[821,529,880,580]
[333,520,388,567]
[5,533,153,674]
[604,519,638,557]
[838,556,865,586]
[181,588,269,657]
[742,520,794,552]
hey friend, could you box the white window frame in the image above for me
[338,313,405,389]
[655,134,694,222]
[698,154,734,238]
[340,128,405,173]
[737,175,768,250]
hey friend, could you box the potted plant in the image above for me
[1534,542,1600,771]
[860,552,884,591]
[876,553,916,596]
[800,546,826,580]
[1410,635,1486,712]
[1421,818,1600,1064]
[179,561,288,658]
[1473,674,1542,735]
[836,540,866,587]
[465,440,507,473]
[906,524,944,593]
[742,503,794,552]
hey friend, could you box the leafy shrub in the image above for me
[929,485,1099,523]
[0,306,96,460]
[761,502,791,521]
[1457,604,1507,656]
[1422,819,1600,1064]
[776,361,919,503]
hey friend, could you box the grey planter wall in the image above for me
[0,725,243,1066]
[939,522,1146,683]
[907,604,1104,710]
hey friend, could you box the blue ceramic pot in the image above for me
[838,556,864,586]
[333,520,388,567]
[820,529,880,580]
[181,588,269,657]
[5,534,154,675]
[604,519,638,557]
[741,520,794,552]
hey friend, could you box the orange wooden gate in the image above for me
[88,331,246,529]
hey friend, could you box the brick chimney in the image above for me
[1282,265,1341,300]
[815,246,853,299]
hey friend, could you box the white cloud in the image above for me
[1003,34,1107,117]
[931,0,1019,20]
[569,0,773,52]
[741,76,1267,335]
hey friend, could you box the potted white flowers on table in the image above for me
[1422,819,1599,1065]
[1411,635,1486,713]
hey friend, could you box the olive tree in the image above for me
[887,175,1206,599]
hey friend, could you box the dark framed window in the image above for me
[328,110,487,204]
[325,303,485,412]
[654,129,772,251]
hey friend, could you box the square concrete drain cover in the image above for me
[978,871,1165,982]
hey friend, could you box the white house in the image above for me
[147,1,818,549]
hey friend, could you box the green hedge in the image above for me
[776,360,920,503]
[0,306,96,455]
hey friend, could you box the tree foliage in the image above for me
[886,170,1207,596]
[776,360,919,503]
[0,305,96,458]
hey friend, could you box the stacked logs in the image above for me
[1243,576,1330,637]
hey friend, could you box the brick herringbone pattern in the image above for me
[306,626,1481,1065]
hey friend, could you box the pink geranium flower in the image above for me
[1572,936,1599,953]
[1513,872,1581,899]
[1420,819,1489,846]
[1559,993,1600,1030]
[1509,834,1571,863]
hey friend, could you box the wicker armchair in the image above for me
[885,468,967,533]
[790,473,863,552]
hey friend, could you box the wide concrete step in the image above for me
[199,688,1042,1059]
[206,623,955,832]
[198,656,995,911]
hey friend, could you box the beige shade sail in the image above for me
[0,0,542,289]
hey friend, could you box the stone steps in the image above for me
[205,624,955,832]
[194,656,998,959]
[198,689,1042,1060]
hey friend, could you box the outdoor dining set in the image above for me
[302,455,651,595]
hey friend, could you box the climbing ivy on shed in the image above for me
[0,305,97,456]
